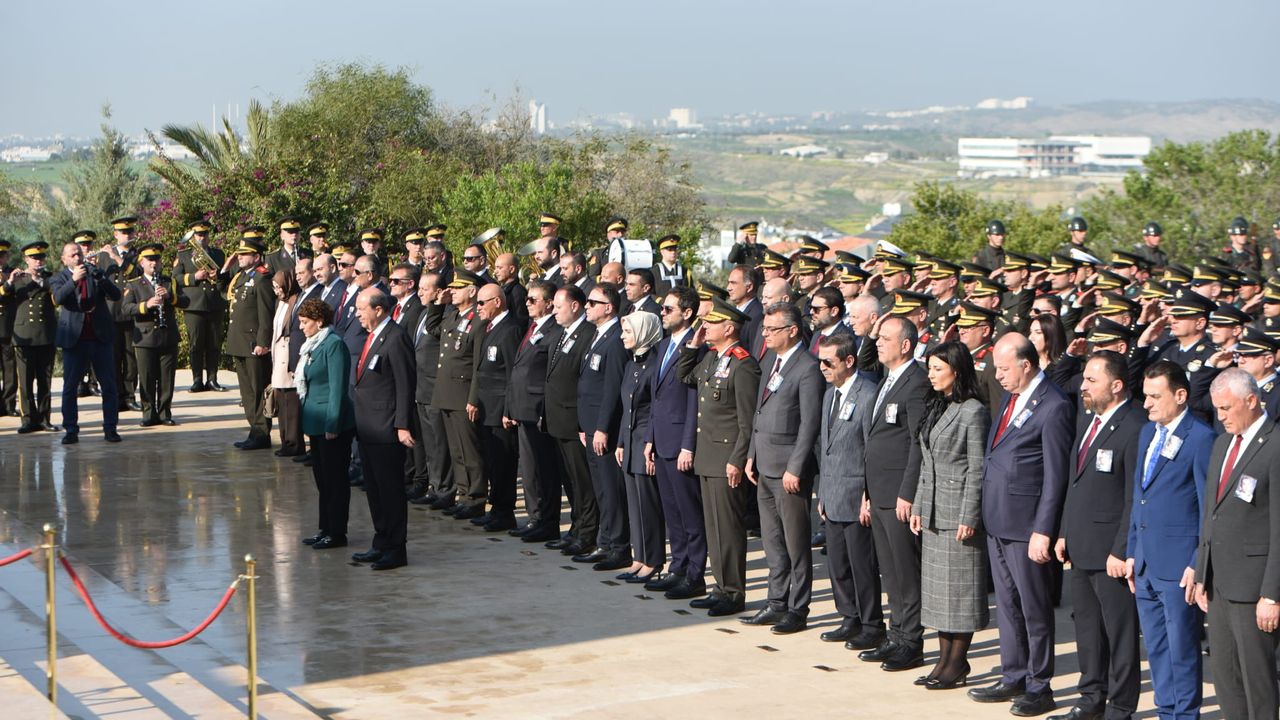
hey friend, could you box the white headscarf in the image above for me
[622,310,663,358]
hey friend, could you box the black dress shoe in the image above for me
[810,530,826,547]
[161,419,177,426]
[1045,706,1102,720]
[209,380,227,391]
[351,549,383,563]
[573,547,609,563]
[845,627,888,651]
[820,618,859,642]
[61,433,78,445]
[626,567,661,584]
[234,439,247,448]
[78,385,93,398]
[371,552,407,570]
[521,527,560,543]
[563,543,596,557]
[17,423,39,434]
[140,418,161,427]
[664,576,708,599]
[707,597,746,617]
[409,494,436,506]
[1010,691,1056,717]
[240,436,271,451]
[740,607,786,626]
[967,680,1027,703]
[483,516,516,532]
[312,535,348,550]
[880,645,924,671]
[771,612,807,635]
[857,639,899,662]
[689,590,723,609]
[302,533,326,545]
[430,496,457,511]
[593,551,633,571]
[925,662,970,690]
[469,512,493,526]
[453,504,485,520]
[645,572,685,592]
[40,422,59,431]
[190,382,209,393]
[103,431,122,443]
[545,537,574,550]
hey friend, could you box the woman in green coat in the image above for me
[295,298,356,549]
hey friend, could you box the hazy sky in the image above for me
[4,0,1277,137]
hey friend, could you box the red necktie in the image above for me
[357,332,375,380]
[1076,416,1102,472]
[1217,434,1244,501]
[992,393,1020,448]
[339,288,349,309]
[519,321,536,350]
[392,304,402,321]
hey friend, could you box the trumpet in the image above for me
[185,230,220,278]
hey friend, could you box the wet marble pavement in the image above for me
[0,371,1224,718]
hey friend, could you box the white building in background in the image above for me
[668,107,699,129]
[780,144,828,158]
[975,96,1034,110]
[957,135,1149,178]
[528,100,547,135]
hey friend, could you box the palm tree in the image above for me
[147,99,270,190]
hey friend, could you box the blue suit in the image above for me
[50,267,121,435]
[1128,413,1214,720]
[645,334,706,579]
[982,375,1075,695]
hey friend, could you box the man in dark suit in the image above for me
[858,315,929,672]
[740,301,825,635]
[806,286,853,355]
[575,283,631,570]
[727,264,763,355]
[559,252,595,296]
[1126,359,1214,720]
[314,254,346,314]
[532,235,562,287]
[677,297,760,616]
[121,243,188,428]
[467,284,522,532]
[815,333,885,649]
[494,253,528,325]
[544,284,599,556]
[969,333,1075,716]
[623,268,660,316]
[1052,351,1145,720]
[349,287,416,571]
[503,279,561,541]
[222,230,277,450]
[332,249,363,339]
[173,219,226,392]
[388,263,423,330]
[50,241,122,443]
[1195,368,1280,719]
[431,269,487,518]
[409,273,455,507]
[643,286,706,599]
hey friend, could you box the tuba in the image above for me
[184,230,220,277]
[473,227,506,269]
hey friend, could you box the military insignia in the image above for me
[1187,360,1202,373]
[712,390,721,401]
[1195,345,1205,352]
[1265,381,1275,393]
[729,346,750,360]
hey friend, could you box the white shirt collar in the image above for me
[1159,408,1188,434]
[883,358,913,385]
[1009,371,1045,417]
[488,310,509,327]
[834,371,858,399]
[772,342,801,370]
[1085,399,1127,434]
[562,314,586,337]
[1238,412,1270,448]
[368,316,392,345]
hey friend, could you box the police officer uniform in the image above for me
[223,230,277,449]
[651,235,690,296]
[123,243,188,426]
[8,240,57,432]
[99,215,141,411]
[1145,292,1219,424]
[174,219,227,392]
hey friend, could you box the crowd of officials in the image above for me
[6,211,1280,718]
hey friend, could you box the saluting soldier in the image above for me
[888,290,934,361]
[431,269,488,519]
[7,240,57,432]
[1229,328,1280,417]
[98,215,141,412]
[795,235,829,260]
[758,249,791,284]
[174,218,227,392]
[651,234,690,296]
[265,217,309,275]
[727,221,765,267]
[123,242,188,426]
[0,239,18,415]
[1136,292,1220,424]
[924,259,961,339]
[223,229,277,450]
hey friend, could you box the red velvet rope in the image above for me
[59,555,241,649]
[0,547,33,567]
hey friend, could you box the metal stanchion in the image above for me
[42,523,57,706]
[244,554,257,719]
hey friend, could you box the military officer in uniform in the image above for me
[358,228,389,276]
[1263,217,1280,276]
[266,217,309,275]
[223,229,277,450]
[676,296,761,616]
[727,221,765,267]
[1222,215,1260,273]
[758,249,791,283]
[924,259,961,339]
[1229,328,1280,417]
[7,240,57,432]
[1137,292,1220,424]
[0,239,18,415]
[1059,216,1097,256]
[792,256,829,321]
[305,222,330,257]
[955,303,1003,418]
[99,215,141,412]
[795,235,829,260]
[174,218,227,392]
[651,235,689,296]
[432,269,488,519]
[123,243,188,426]
[974,219,1006,270]
[1132,222,1169,271]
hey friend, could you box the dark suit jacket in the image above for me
[49,267,121,348]
[300,332,356,437]
[502,280,529,325]
[353,320,415,444]
[414,302,445,404]
[749,346,824,479]
[807,322,854,356]
[1130,412,1214,581]
[629,295,661,317]
[320,278,347,313]
[817,372,879,522]
[863,361,928,509]
[645,334,700,459]
[982,375,1076,542]
[287,284,325,371]
[1060,400,1145,570]
[506,316,553,424]
[468,312,521,426]
[740,298,764,359]
[544,317,594,439]
[618,352,657,475]
[394,294,424,334]
[1197,418,1280,602]
[577,321,627,442]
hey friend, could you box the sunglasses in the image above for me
[585,298,607,306]
[660,306,680,314]
[819,358,840,368]
[390,278,414,285]
[463,255,483,261]
[338,261,354,268]
[760,324,794,334]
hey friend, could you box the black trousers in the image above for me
[274,387,303,454]
[0,339,17,413]
[311,430,354,537]
[183,309,223,383]
[701,475,750,602]
[517,420,560,529]
[479,423,518,518]
[135,345,177,422]
[587,445,629,553]
[758,474,814,615]
[232,354,271,441]
[360,440,408,554]
[413,403,453,494]
[14,344,53,424]
[1208,588,1280,720]
[624,472,665,567]
[827,518,884,630]
[870,504,924,648]
[112,322,137,404]
[556,436,598,545]
[441,407,485,508]
[1069,568,1140,717]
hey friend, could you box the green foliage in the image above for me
[887,181,1067,261]
[1083,130,1280,262]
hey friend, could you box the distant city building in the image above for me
[861,151,889,165]
[667,107,699,129]
[957,135,1149,178]
[779,144,828,158]
[528,100,547,135]
[975,96,1034,110]
[1,146,56,162]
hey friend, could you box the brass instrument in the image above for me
[474,227,506,269]
[184,230,220,278]
[515,240,542,282]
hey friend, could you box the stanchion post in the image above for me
[42,523,57,706]
[244,554,257,719]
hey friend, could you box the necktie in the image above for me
[992,393,1020,447]
[519,320,536,350]
[1141,425,1168,490]
[830,388,843,427]
[762,356,782,401]
[1217,434,1244,501]
[357,331,375,380]
[1076,416,1102,472]
[392,303,402,322]
[873,373,897,418]
[339,288,349,310]
[659,337,678,379]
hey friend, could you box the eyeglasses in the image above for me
[357,269,372,276]
[390,278,413,285]
[819,358,839,368]
[760,324,795,334]
[660,306,680,314]
[463,255,483,262]
[338,261,354,269]
[585,298,607,307]
[810,304,830,311]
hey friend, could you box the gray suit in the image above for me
[817,372,884,630]
[749,346,825,615]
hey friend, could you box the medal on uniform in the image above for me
[1187,360,1202,373]
[590,353,602,371]
[712,390,722,401]
[458,318,470,332]
[1160,434,1181,459]
[716,355,730,374]
[454,336,462,350]
[1095,448,1114,473]
[487,346,498,362]
[1237,474,1258,503]
[838,401,854,421]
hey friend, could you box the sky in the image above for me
[3,0,1278,137]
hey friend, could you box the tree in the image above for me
[886,181,1067,262]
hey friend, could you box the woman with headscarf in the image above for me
[614,310,665,583]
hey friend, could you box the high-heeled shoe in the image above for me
[925,663,969,690]
[913,670,941,687]
[616,567,642,581]
[626,565,662,584]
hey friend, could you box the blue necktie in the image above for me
[1142,425,1168,489]
[659,338,678,379]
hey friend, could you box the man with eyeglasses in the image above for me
[422,238,453,287]
[460,243,493,284]
[387,263,423,331]
[467,284,523,532]
[224,230,277,450]
[174,219,228,392]
[7,240,58,432]
[409,272,456,509]
[99,215,142,413]
[333,250,361,335]
[266,217,308,275]
[806,286,853,356]
[431,269,488,519]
